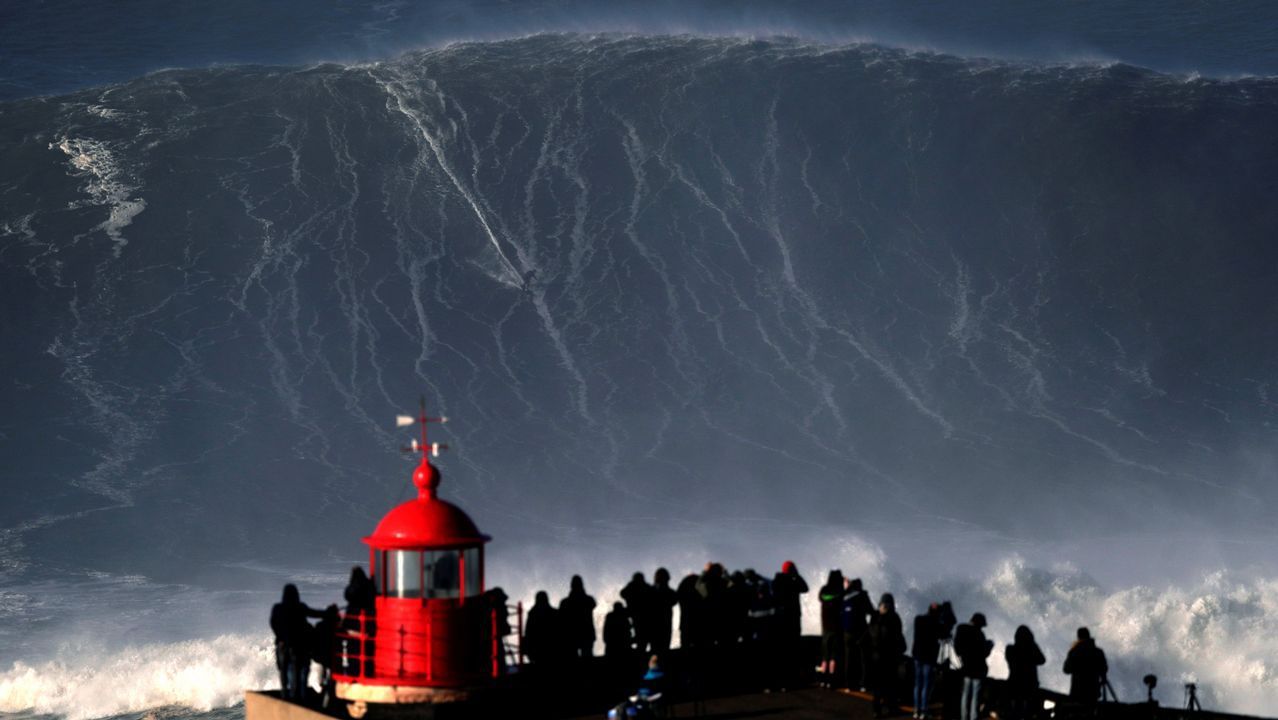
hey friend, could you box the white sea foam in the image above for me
[0,635,275,720]
[3,538,1277,718]
[492,529,1278,715]
[50,136,146,257]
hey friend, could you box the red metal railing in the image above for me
[330,604,524,685]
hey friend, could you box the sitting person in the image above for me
[638,654,666,701]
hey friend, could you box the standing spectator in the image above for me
[727,570,753,644]
[843,578,875,690]
[622,572,653,653]
[650,568,678,655]
[524,591,559,667]
[486,587,512,675]
[747,579,779,688]
[771,561,809,689]
[1004,625,1046,720]
[934,601,957,667]
[1063,627,1108,705]
[341,567,376,677]
[953,613,993,720]
[270,584,323,702]
[677,573,704,649]
[911,603,941,719]
[818,570,846,688]
[604,601,635,670]
[559,575,597,659]
[697,563,729,645]
[771,561,809,639]
[311,605,341,706]
[866,593,906,718]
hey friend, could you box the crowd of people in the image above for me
[268,568,375,703]
[269,561,1113,719]
[520,561,1113,719]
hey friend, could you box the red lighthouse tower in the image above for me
[334,402,497,714]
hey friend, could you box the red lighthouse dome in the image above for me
[334,401,500,712]
[366,461,490,550]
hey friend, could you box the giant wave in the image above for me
[2,33,1278,716]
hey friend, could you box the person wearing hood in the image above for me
[1063,627,1108,704]
[559,575,597,659]
[953,613,994,720]
[524,591,560,667]
[771,560,809,639]
[1004,625,1046,719]
[270,584,324,701]
[604,601,635,669]
[843,577,875,691]
[818,569,846,688]
[866,593,906,718]
[771,561,809,689]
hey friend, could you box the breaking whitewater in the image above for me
[3,545,1278,718]
[4,34,1278,717]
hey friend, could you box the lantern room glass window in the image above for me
[463,547,481,598]
[424,550,459,599]
[385,550,423,599]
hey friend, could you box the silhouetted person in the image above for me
[911,604,942,719]
[747,578,779,687]
[560,575,597,659]
[953,613,993,720]
[342,566,375,677]
[524,591,559,667]
[270,584,323,701]
[311,604,341,705]
[933,601,959,719]
[487,587,512,674]
[746,577,778,643]
[727,570,752,644]
[344,566,375,613]
[771,560,808,689]
[818,569,845,688]
[621,572,653,653]
[867,593,906,718]
[1004,625,1046,720]
[843,577,875,690]
[697,562,729,645]
[771,560,809,639]
[604,601,635,674]
[935,601,957,665]
[677,572,704,649]
[1063,627,1108,704]
[650,568,677,655]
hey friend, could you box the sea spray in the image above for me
[0,635,274,720]
[3,550,1278,718]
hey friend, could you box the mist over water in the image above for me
[7,0,1278,101]
[3,25,1278,720]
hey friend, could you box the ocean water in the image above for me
[4,3,1278,718]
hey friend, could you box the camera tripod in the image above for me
[1184,683,1202,711]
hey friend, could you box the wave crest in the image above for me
[0,635,274,720]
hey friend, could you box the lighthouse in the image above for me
[332,402,499,715]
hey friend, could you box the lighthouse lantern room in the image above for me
[334,401,497,710]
